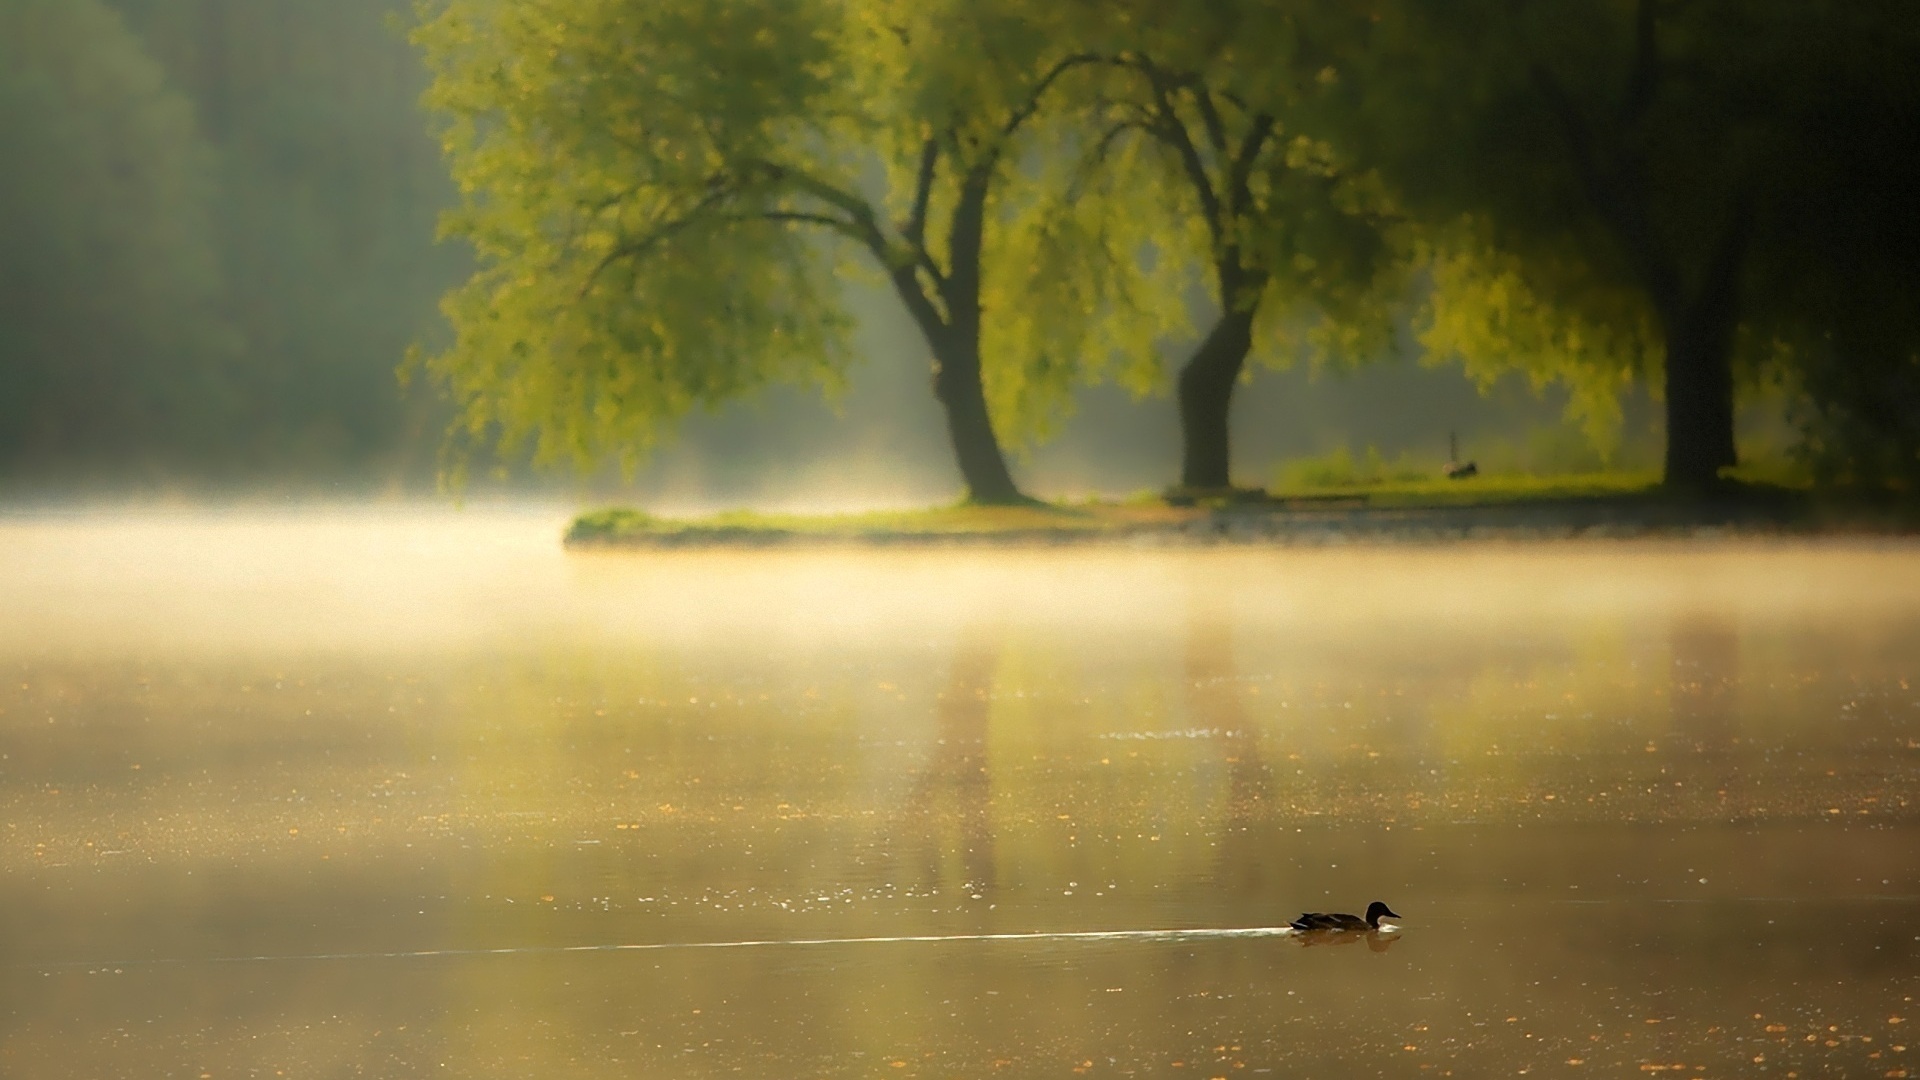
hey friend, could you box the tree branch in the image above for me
[902,134,941,250]
[1224,113,1277,217]
[996,52,1104,144]
[742,158,891,258]
[577,183,737,297]
[741,156,950,318]
[1142,65,1224,251]
[1069,116,1157,199]
[723,210,866,240]
[1191,86,1231,157]
[889,265,951,336]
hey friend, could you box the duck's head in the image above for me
[1365,901,1401,926]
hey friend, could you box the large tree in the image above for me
[1350,0,1918,490]
[1056,4,1404,492]
[1744,2,1920,489]
[413,0,1127,503]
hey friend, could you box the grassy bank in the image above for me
[565,499,1193,545]
[1265,469,1664,507]
[561,469,1918,549]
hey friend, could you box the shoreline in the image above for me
[564,496,1918,550]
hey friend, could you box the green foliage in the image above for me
[1347,0,1920,487]
[565,507,655,543]
[1274,446,1429,490]
[983,124,1191,441]
[1790,350,1920,492]
[1418,226,1652,456]
[563,499,1108,544]
[1040,1,1412,375]
[1271,466,1664,505]
[413,0,873,481]
[0,0,235,471]
[414,0,1159,487]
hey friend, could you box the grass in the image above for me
[1268,468,1667,507]
[566,466,1854,547]
[564,500,1192,545]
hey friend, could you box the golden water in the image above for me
[2,509,1917,1076]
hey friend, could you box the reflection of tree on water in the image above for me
[1186,612,1275,895]
[897,628,999,894]
[1186,617,1272,817]
[1670,613,1739,752]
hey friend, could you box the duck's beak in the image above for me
[1382,907,1401,919]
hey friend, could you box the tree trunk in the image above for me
[928,327,1025,505]
[913,166,1028,505]
[1661,307,1738,490]
[1658,215,1747,491]
[1176,305,1258,490]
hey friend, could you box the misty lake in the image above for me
[2,509,1918,1077]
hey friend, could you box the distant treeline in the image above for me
[0,0,459,486]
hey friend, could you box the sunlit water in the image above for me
[3,507,1919,1077]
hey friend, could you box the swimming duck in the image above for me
[1289,901,1400,932]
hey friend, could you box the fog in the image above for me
[5,509,1913,657]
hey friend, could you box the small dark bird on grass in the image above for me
[1290,900,1400,932]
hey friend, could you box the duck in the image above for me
[1289,901,1400,933]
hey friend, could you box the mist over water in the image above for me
[3,510,1918,1076]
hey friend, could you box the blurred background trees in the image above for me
[108,0,466,481]
[0,0,233,475]
[1,0,458,489]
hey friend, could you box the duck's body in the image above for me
[1290,901,1399,933]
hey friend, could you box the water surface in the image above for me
[3,509,1918,1076]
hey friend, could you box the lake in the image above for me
[2,508,1917,1077]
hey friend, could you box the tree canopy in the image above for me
[416,0,1193,501]
[1043,1,1409,490]
[1343,0,1920,487]
[409,0,1919,497]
